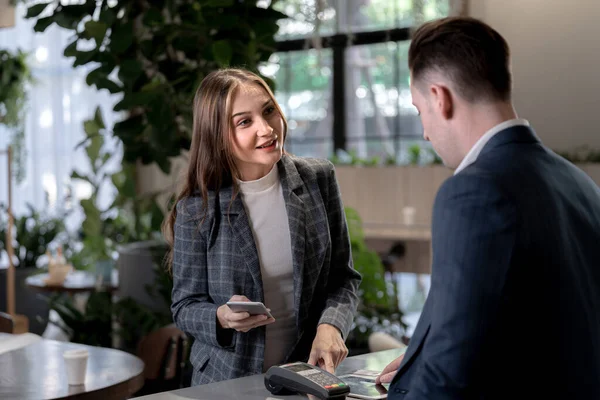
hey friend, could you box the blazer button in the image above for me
[394,388,408,394]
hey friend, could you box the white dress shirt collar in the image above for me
[454,118,530,175]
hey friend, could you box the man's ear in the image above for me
[429,84,453,120]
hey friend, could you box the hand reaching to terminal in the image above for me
[307,324,348,374]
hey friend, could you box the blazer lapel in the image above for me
[278,157,307,325]
[219,186,264,300]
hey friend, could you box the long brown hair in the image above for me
[162,68,288,270]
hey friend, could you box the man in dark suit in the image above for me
[377,16,600,399]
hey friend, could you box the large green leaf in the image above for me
[86,134,104,163]
[73,50,98,67]
[84,20,108,46]
[110,21,134,54]
[95,78,122,94]
[60,4,94,20]
[85,66,107,86]
[53,6,88,30]
[33,16,53,32]
[212,40,232,67]
[204,0,234,7]
[93,106,105,130]
[25,3,51,18]
[114,92,153,111]
[63,40,78,57]
[99,8,116,26]
[117,59,143,83]
[113,115,145,140]
[143,7,163,25]
[80,198,102,235]
[83,120,100,136]
[111,169,136,198]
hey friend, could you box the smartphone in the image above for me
[338,374,388,399]
[226,301,274,319]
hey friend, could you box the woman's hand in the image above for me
[217,295,275,333]
[307,324,348,373]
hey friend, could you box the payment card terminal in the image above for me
[265,362,351,399]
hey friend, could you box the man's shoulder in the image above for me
[441,167,502,194]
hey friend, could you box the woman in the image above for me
[163,68,361,385]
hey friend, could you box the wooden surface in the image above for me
[0,312,13,333]
[0,336,144,400]
[0,332,41,354]
[362,223,432,241]
[5,146,15,315]
[25,271,118,294]
[0,0,16,28]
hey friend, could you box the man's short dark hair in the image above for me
[408,16,512,103]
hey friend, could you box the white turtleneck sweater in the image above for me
[238,165,296,371]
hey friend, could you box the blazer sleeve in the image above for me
[405,173,517,400]
[318,163,362,338]
[170,197,235,349]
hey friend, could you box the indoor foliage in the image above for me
[0,48,31,181]
[24,0,286,173]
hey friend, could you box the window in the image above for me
[269,49,334,159]
[260,0,457,162]
[0,4,120,227]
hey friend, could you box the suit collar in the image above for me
[478,124,540,159]
[455,119,530,175]
[455,121,538,175]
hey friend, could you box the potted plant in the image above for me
[69,109,164,274]
[0,48,32,182]
[344,207,406,355]
[0,204,66,334]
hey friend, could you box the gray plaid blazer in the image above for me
[171,155,361,385]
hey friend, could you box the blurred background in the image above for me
[1,0,599,397]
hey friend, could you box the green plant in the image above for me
[0,203,66,267]
[69,108,115,265]
[329,147,444,167]
[408,143,421,165]
[344,206,405,351]
[70,108,165,268]
[43,292,113,347]
[114,243,173,352]
[0,49,32,182]
[45,244,174,352]
[429,147,443,164]
[555,146,600,164]
[25,0,286,175]
[329,149,382,166]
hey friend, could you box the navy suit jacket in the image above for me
[389,126,600,399]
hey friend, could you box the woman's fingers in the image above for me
[229,314,275,332]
